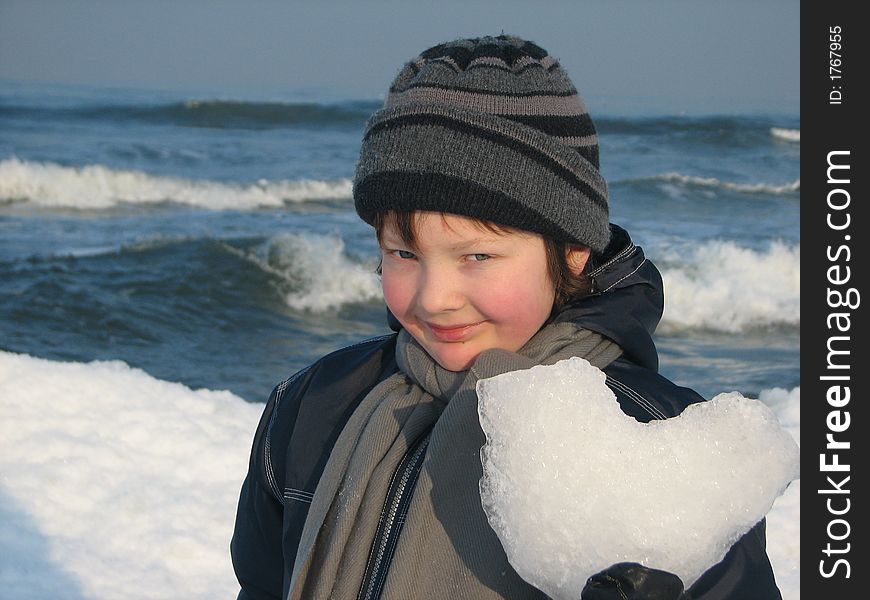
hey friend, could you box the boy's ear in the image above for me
[566,246,591,276]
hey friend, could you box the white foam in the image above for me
[659,240,800,332]
[0,157,352,210]
[651,172,800,195]
[232,232,382,311]
[0,351,800,599]
[0,351,262,600]
[476,358,800,599]
[771,128,800,142]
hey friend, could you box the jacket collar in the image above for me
[554,224,663,371]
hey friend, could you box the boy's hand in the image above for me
[580,562,688,600]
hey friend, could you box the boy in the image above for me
[232,35,782,600]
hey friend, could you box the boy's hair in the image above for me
[373,211,593,313]
[354,35,611,254]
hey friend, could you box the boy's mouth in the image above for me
[426,321,484,343]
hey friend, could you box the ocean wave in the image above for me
[596,115,746,134]
[630,172,800,196]
[596,115,796,137]
[659,240,800,333]
[0,158,352,210]
[0,98,379,129]
[230,232,382,312]
[4,231,380,314]
[0,234,219,268]
[0,350,800,600]
[2,101,797,137]
[235,232,800,327]
[770,128,800,142]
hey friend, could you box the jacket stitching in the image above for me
[608,376,665,419]
[606,377,656,419]
[587,243,636,277]
[593,243,634,273]
[601,258,647,293]
[606,375,667,420]
[265,365,313,504]
[283,488,314,504]
[263,334,394,505]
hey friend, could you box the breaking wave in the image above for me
[659,240,800,333]
[0,158,352,210]
[231,232,382,312]
[633,172,800,196]
[770,128,800,142]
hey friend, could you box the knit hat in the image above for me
[353,35,610,252]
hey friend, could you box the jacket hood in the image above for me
[553,224,663,371]
[386,223,664,372]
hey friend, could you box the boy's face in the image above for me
[380,212,556,372]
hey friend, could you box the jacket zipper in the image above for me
[357,428,433,600]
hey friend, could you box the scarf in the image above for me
[288,322,622,599]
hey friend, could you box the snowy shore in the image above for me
[0,351,800,599]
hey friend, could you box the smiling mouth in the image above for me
[426,321,484,342]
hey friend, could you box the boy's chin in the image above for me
[428,347,479,372]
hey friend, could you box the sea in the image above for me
[0,80,799,403]
[0,80,800,598]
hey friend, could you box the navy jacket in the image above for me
[231,225,783,600]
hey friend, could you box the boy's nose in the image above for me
[415,268,464,315]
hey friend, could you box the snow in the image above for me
[1,351,801,599]
[0,351,261,599]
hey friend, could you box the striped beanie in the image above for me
[353,35,610,252]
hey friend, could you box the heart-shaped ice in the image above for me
[476,357,799,600]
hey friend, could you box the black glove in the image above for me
[580,562,688,600]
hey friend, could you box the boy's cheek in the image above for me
[482,285,553,317]
[381,276,411,316]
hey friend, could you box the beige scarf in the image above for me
[288,322,622,600]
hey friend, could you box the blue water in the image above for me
[0,80,800,402]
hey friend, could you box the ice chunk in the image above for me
[476,357,800,600]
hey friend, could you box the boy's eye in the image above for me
[396,250,416,260]
[469,253,492,262]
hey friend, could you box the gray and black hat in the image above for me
[353,35,610,252]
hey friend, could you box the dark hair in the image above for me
[372,211,594,314]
